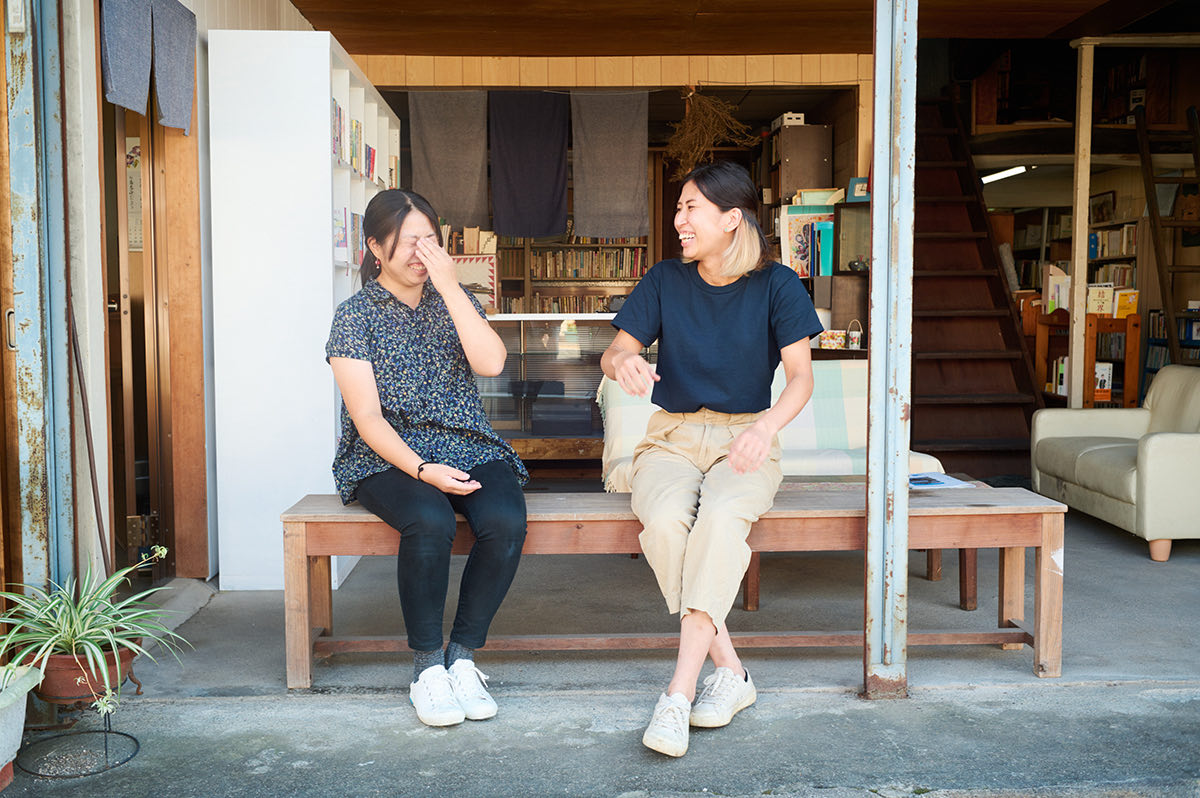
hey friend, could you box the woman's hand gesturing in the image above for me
[728,420,773,474]
[415,236,458,293]
[612,350,660,397]
[418,463,482,495]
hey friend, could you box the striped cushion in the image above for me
[597,359,943,491]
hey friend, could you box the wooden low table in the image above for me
[282,487,1065,689]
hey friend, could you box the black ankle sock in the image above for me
[413,648,443,682]
[445,641,474,668]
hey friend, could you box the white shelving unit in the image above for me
[209,30,400,590]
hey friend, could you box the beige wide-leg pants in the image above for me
[630,408,783,630]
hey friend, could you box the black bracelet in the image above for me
[416,462,433,482]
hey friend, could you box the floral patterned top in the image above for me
[325,278,527,504]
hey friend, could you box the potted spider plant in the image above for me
[0,545,188,714]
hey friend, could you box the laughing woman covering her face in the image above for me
[600,161,823,757]
[326,189,528,728]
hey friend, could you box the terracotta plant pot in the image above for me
[30,646,137,705]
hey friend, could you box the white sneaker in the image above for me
[447,659,498,720]
[409,665,465,727]
[689,667,756,728]
[642,692,691,757]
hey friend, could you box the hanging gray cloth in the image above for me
[570,92,649,238]
[100,0,152,114]
[409,92,489,228]
[489,91,568,238]
[151,0,196,134]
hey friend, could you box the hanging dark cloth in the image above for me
[100,0,195,133]
[570,92,649,238]
[489,91,568,238]
[151,0,196,134]
[100,0,152,114]
[409,92,489,228]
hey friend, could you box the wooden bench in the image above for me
[282,488,1066,689]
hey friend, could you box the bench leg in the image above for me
[309,556,333,636]
[998,546,1025,650]
[742,551,761,612]
[925,549,942,581]
[958,549,978,611]
[283,522,313,689]
[1034,514,1064,678]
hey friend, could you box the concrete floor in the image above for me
[6,509,1199,797]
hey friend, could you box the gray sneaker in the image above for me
[409,664,465,727]
[689,667,756,728]
[642,692,691,757]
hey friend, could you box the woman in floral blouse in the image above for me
[326,189,528,728]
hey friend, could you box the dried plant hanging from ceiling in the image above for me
[665,87,759,180]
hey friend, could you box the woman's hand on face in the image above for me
[419,463,482,495]
[415,236,458,291]
[728,421,773,474]
[613,350,660,397]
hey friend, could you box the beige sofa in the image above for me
[1031,364,1200,561]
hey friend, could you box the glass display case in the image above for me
[478,315,658,452]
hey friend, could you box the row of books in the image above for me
[779,205,834,278]
[332,207,365,265]
[1090,261,1135,287]
[501,293,616,314]
[1087,224,1137,259]
[530,248,647,280]
[1084,283,1139,317]
[330,99,397,187]
[1047,357,1123,402]
[1146,307,1200,342]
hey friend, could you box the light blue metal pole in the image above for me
[5,0,73,588]
[864,0,917,698]
[38,0,74,584]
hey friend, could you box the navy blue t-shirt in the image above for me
[612,259,824,413]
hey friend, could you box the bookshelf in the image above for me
[1142,308,1200,399]
[1035,310,1141,408]
[1087,216,1140,289]
[209,30,402,588]
[1009,206,1071,290]
[495,236,649,314]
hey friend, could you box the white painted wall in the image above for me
[184,0,315,584]
[62,0,109,578]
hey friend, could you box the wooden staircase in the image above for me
[909,100,1042,478]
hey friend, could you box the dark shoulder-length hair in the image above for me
[359,189,442,284]
[680,160,770,278]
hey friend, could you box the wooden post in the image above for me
[1067,42,1094,408]
[283,521,313,689]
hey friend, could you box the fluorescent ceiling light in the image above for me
[982,165,1027,184]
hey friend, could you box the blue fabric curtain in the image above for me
[100,0,195,133]
[488,92,569,238]
[151,0,196,134]
[100,0,152,114]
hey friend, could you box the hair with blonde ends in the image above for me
[679,161,770,279]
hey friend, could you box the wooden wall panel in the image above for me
[520,57,549,86]
[707,55,745,84]
[687,55,708,85]
[462,56,483,85]
[547,57,576,86]
[746,55,773,85]
[632,56,660,86]
[595,57,633,86]
[406,55,434,85]
[433,56,463,86]
[822,54,857,84]
[574,57,596,87]
[162,76,208,578]
[482,57,520,85]
[661,56,689,86]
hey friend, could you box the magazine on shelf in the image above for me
[909,472,974,489]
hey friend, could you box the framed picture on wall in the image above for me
[1089,191,1116,225]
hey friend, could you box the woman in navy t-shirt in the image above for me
[601,161,823,757]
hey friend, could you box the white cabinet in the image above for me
[209,30,400,589]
